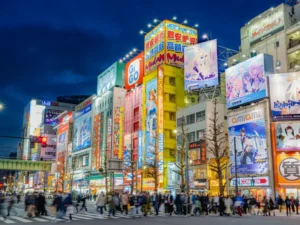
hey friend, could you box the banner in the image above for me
[107,118,112,157]
[228,107,268,175]
[73,104,92,152]
[125,52,144,90]
[57,112,72,153]
[226,54,273,108]
[167,163,176,187]
[230,176,269,187]
[184,39,218,90]
[269,72,300,120]
[92,113,102,171]
[138,131,143,169]
[157,67,164,178]
[113,107,124,159]
[44,109,63,126]
[275,122,300,151]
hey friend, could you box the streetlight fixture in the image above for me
[153,18,160,23]
[139,30,146,35]
[202,34,208,40]
[0,103,4,111]
[193,24,199,28]
[183,19,188,24]
[172,16,177,21]
[148,23,154,28]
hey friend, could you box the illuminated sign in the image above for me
[125,52,144,90]
[230,176,269,187]
[189,141,203,149]
[144,20,198,75]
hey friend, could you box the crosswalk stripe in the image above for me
[40,216,63,221]
[10,217,32,223]
[0,218,15,224]
[72,215,93,220]
[32,218,48,222]
[76,214,103,219]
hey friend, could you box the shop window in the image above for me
[170,112,176,121]
[169,94,176,102]
[134,107,139,117]
[169,149,175,157]
[196,130,205,140]
[169,77,176,86]
[177,117,184,126]
[276,41,280,48]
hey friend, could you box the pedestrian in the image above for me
[234,194,243,216]
[175,193,181,214]
[113,193,121,213]
[167,193,174,216]
[269,197,275,216]
[140,192,147,216]
[108,194,115,217]
[249,195,256,215]
[224,196,233,216]
[75,195,81,214]
[285,196,292,216]
[242,195,248,214]
[93,194,97,201]
[213,195,219,214]
[79,195,87,212]
[291,196,295,213]
[219,195,225,216]
[295,197,299,215]
[278,195,284,213]
[262,196,269,216]
[38,193,47,216]
[134,193,140,215]
[25,192,36,218]
[17,194,21,204]
[164,192,169,214]
[6,194,15,217]
[152,192,160,215]
[96,192,106,215]
[190,193,197,216]
[193,196,201,216]
[64,193,73,222]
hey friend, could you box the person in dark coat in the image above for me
[174,194,182,214]
[38,193,47,216]
[219,195,225,216]
[167,193,174,215]
[277,195,284,213]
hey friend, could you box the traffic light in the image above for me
[29,136,48,148]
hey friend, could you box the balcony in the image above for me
[289,38,300,49]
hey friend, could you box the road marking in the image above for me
[10,216,32,223]
[32,218,48,222]
[72,215,93,220]
[0,218,15,224]
[40,216,63,221]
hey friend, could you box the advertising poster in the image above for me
[31,127,41,160]
[125,52,144,90]
[97,62,125,95]
[145,78,158,165]
[277,153,300,184]
[249,8,284,46]
[228,107,268,175]
[184,39,218,90]
[269,72,300,120]
[113,107,124,159]
[157,67,164,177]
[137,131,143,169]
[73,104,92,152]
[230,176,269,187]
[165,20,197,68]
[275,122,300,151]
[188,170,195,188]
[57,112,72,153]
[123,134,132,167]
[107,118,112,157]
[44,109,63,126]
[92,113,102,171]
[225,54,273,108]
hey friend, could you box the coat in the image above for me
[96,195,106,207]
[224,198,233,214]
[121,194,129,206]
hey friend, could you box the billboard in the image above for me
[184,39,218,90]
[57,112,72,153]
[226,54,273,108]
[145,78,157,164]
[144,20,197,75]
[44,109,63,126]
[249,8,284,46]
[125,52,144,90]
[165,20,197,68]
[275,122,300,151]
[97,62,125,96]
[228,107,268,175]
[73,104,92,152]
[277,153,300,184]
[230,176,270,187]
[113,107,124,159]
[269,72,300,120]
[92,112,103,171]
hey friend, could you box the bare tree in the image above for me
[124,145,137,195]
[173,118,187,192]
[56,161,67,192]
[206,98,227,196]
[144,133,162,192]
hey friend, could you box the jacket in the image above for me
[224,198,233,214]
[96,195,106,207]
[121,194,128,205]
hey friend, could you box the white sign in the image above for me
[249,9,284,46]
[230,176,269,187]
[279,158,300,181]
[127,58,141,86]
[167,163,176,187]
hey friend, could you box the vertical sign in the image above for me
[92,113,101,171]
[107,118,112,158]
[138,131,143,169]
[118,107,124,159]
[157,67,164,182]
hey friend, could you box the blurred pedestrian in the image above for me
[96,192,106,215]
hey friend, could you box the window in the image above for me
[169,94,176,102]
[177,135,182,145]
[276,41,280,48]
[169,77,176,86]
[169,130,176,139]
[134,107,139,117]
[186,114,195,125]
[170,112,176,121]
[177,117,184,126]
[196,130,205,140]
[196,111,205,122]
[187,132,195,142]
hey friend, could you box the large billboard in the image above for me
[144,20,197,75]
[57,112,72,153]
[184,39,218,90]
[73,104,92,152]
[125,52,144,90]
[228,107,268,175]
[249,8,284,46]
[275,122,300,151]
[226,54,273,108]
[277,153,300,184]
[145,78,158,164]
[97,62,125,96]
[269,72,300,120]
[91,112,103,171]
[113,107,124,159]
[44,109,63,126]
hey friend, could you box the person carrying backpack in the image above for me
[285,196,292,216]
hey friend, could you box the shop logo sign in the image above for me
[128,59,140,86]
[279,157,300,181]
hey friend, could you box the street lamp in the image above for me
[0,103,4,111]
[202,34,208,40]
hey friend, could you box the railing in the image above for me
[289,38,300,49]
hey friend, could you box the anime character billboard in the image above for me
[269,72,300,120]
[145,78,157,164]
[184,39,218,90]
[226,54,273,108]
[228,107,268,175]
[275,122,300,151]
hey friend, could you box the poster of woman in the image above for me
[275,122,300,151]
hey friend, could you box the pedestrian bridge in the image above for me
[0,159,52,171]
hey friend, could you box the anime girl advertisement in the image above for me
[269,72,300,120]
[226,54,274,108]
[145,78,158,164]
[184,39,218,90]
[275,122,300,151]
[228,107,268,175]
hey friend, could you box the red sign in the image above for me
[125,52,144,90]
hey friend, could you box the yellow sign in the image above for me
[144,20,198,75]
[119,107,124,159]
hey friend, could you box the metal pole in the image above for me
[186,145,189,194]
[234,137,238,195]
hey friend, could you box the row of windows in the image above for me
[177,110,206,126]
[187,129,206,142]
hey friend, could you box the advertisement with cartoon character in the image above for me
[226,54,273,108]
[275,122,300,151]
[145,78,157,164]
[184,39,218,90]
[228,107,268,175]
[269,72,300,120]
